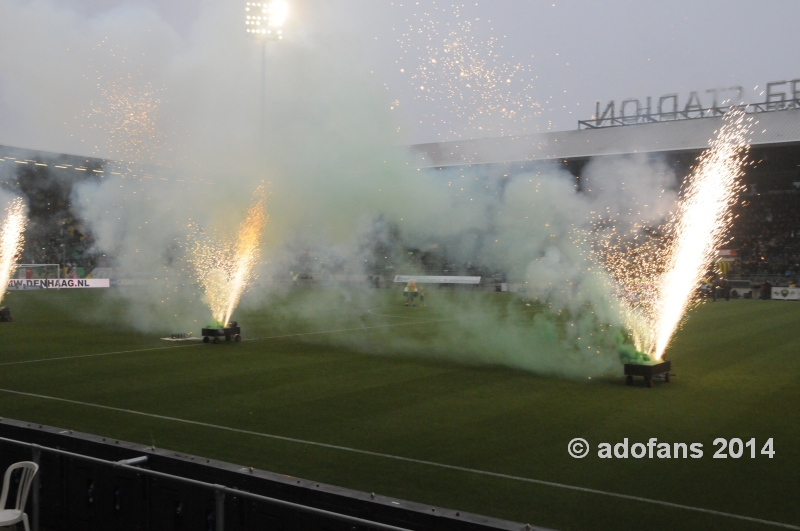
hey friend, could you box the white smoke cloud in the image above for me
[0,0,681,377]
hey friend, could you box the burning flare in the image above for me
[0,198,27,305]
[190,187,269,325]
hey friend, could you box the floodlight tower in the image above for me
[244,1,288,141]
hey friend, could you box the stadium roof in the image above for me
[411,109,800,168]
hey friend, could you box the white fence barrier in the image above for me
[393,275,481,284]
[771,287,800,300]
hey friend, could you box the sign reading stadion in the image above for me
[582,78,800,129]
[7,279,110,290]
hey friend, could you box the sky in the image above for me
[352,0,800,142]
[2,0,799,148]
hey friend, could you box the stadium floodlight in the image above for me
[246,1,289,143]
[245,1,288,40]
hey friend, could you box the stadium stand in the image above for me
[2,108,799,285]
[0,147,103,274]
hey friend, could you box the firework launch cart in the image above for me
[0,307,11,322]
[201,321,242,344]
[624,358,672,388]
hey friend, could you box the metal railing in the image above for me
[0,435,411,531]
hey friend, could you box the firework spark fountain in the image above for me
[394,2,542,139]
[651,112,751,359]
[0,198,27,305]
[595,111,751,360]
[190,187,269,325]
[92,75,165,162]
[84,39,166,162]
[593,223,668,357]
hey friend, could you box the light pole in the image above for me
[244,1,288,142]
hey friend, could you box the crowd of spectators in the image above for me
[727,190,800,280]
[18,218,98,271]
[5,150,798,286]
[4,154,101,276]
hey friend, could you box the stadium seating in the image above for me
[728,191,800,279]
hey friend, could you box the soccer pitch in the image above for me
[0,289,798,531]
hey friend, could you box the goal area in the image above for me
[14,264,62,280]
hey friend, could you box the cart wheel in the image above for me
[225,334,232,342]
[235,334,242,342]
[203,336,210,344]
[213,337,221,344]
[625,375,633,386]
[665,373,671,383]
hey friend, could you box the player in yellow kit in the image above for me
[403,280,418,306]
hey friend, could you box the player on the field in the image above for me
[404,280,418,306]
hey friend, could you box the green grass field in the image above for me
[0,289,798,531]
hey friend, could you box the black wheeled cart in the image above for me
[201,321,242,344]
[624,359,672,388]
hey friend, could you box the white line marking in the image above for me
[0,388,796,530]
[252,319,454,341]
[367,306,537,321]
[0,320,452,367]
[367,307,430,319]
[0,343,206,367]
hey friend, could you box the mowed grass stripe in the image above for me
[0,342,207,366]
[2,290,798,531]
[0,318,452,367]
[1,387,797,531]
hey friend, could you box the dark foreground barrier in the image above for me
[0,418,546,531]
